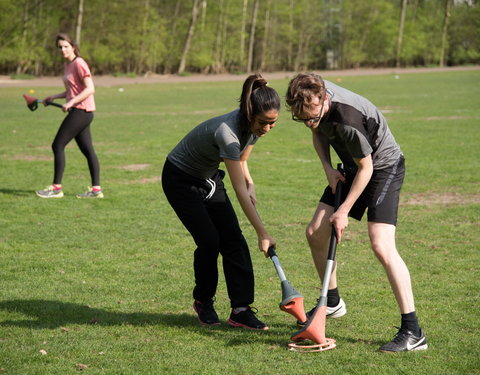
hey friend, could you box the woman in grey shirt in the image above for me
[162,74,280,330]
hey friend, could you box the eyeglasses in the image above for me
[291,113,322,124]
[291,101,325,124]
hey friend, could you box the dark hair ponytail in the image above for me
[56,33,81,57]
[239,73,280,132]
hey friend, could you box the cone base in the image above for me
[288,338,336,353]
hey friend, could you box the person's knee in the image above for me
[306,225,317,244]
[306,224,329,251]
[371,239,399,267]
[51,141,64,154]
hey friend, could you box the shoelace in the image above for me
[391,327,411,343]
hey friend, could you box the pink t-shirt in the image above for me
[63,57,96,112]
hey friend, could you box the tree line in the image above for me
[0,0,478,77]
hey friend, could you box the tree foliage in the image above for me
[0,0,478,76]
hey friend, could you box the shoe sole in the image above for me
[379,343,428,353]
[36,193,64,198]
[197,319,221,326]
[227,319,269,330]
[327,307,346,319]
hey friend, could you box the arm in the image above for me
[312,129,345,191]
[63,75,95,112]
[329,154,373,243]
[224,155,275,256]
[239,145,256,205]
[43,91,67,106]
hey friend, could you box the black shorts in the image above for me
[320,156,405,225]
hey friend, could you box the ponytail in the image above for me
[239,73,280,131]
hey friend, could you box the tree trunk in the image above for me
[200,0,207,33]
[164,2,182,74]
[240,0,248,69]
[287,0,294,70]
[75,0,84,47]
[246,0,259,73]
[213,0,224,73]
[395,0,408,68]
[138,0,150,74]
[17,0,29,74]
[178,0,200,74]
[259,0,271,71]
[439,0,452,67]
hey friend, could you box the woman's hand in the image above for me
[62,101,75,112]
[258,235,276,257]
[42,96,55,106]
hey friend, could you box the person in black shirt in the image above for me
[286,73,427,352]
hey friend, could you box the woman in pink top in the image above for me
[36,33,103,198]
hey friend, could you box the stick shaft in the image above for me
[321,164,344,300]
[268,247,287,282]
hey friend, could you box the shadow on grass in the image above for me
[0,299,302,347]
[0,299,382,348]
[0,188,34,196]
[0,299,200,329]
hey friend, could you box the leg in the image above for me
[306,202,336,289]
[373,223,427,352]
[161,161,221,302]
[75,117,100,186]
[51,109,96,185]
[368,222,415,314]
[207,186,254,308]
[51,111,80,184]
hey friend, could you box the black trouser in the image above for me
[51,108,100,186]
[161,159,254,308]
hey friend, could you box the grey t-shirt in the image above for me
[318,80,402,171]
[167,109,258,179]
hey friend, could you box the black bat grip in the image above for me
[333,165,344,212]
[267,246,277,258]
[46,101,64,108]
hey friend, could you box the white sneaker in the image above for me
[36,185,64,198]
[326,298,346,318]
[297,298,347,326]
[76,187,104,198]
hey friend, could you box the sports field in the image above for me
[1,69,479,374]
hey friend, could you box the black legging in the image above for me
[51,108,100,186]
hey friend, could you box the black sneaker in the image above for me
[193,300,220,326]
[379,328,428,352]
[227,307,269,330]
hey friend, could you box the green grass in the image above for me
[1,70,479,374]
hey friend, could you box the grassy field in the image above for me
[1,70,479,375]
